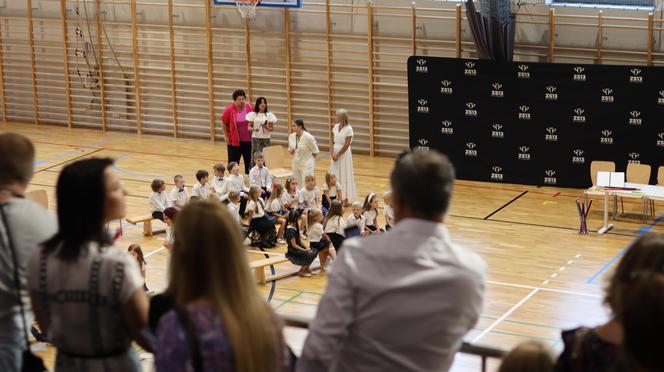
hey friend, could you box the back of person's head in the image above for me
[498,340,554,372]
[288,209,301,228]
[622,273,664,372]
[324,200,344,229]
[605,233,664,320]
[0,132,35,187]
[151,179,165,192]
[164,207,178,223]
[195,170,208,182]
[168,201,281,372]
[307,208,323,233]
[228,191,241,202]
[44,158,116,260]
[390,150,455,221]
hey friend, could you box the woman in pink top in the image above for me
[221,89,253,174]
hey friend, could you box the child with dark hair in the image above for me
[307,208,334,270]
[149,179,170,222]
[362,193,382,233]
[284,210,318,277]
[192,170,210,199]
[127,244,148,291]
[324,200,346,251]
[246,186,275,247]
[163,207,178,250]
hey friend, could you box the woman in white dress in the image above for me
[329,108,357,204]
[27,158,150,372]
[246,96,278,167]
[288,118,320,186]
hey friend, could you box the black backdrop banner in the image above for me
[408,56,664,188]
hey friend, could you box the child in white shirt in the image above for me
[307,208,335,270]
[383,191,395,230]
[347,201,368,235]
[248,152,273,199]
[322,172,343,213]
[266,183,287,242]
[170,174,188,209]
[282,176,303,212]
[323,200,346,250]
[212,163,229,202]
[149,179,170,221]
[192,170,211,200]
[226,191,242,226]
[246,186,276,247]
[362,192,382,233]
[227,162,250,216]
[301,174,321,210]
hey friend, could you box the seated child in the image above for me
[322,172,342,213]
[347,201,368,235]
[169,174,188,209]
[307,208,335,270]
[281,176,303,212]
[149,179,170,222]
[301,174,321,210]
[498,340,554,372]
[127,244,148,291]
[163,207,178,250]
[266,183,287,243]
[362,192,383,233]
[212,163,229,202]
[284,210,318,277]
[192,170,211,199]
[248,152,273,199]
[383,191,395,231]
[226,191,242,225]
[323,200,346,251]
[246,186,276,248]
[227,162,250,216]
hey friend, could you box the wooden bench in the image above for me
[249,256,289,284]
[126,215,165,236]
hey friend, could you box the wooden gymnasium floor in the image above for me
[7,122,664,371]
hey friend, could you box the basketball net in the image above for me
[235,0,260,20]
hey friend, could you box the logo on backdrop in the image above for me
[465,102,478,117]
[416,139,430,151]
[573,66,587,82]
[518,146,531,160]
[630,68,643,83]
[441,120,454,135]
[545,127,558,142]
[544,170,557,185]
[491,83,504,97]
[600,130,614,144]
[440,80,453,95]
[657,133,664,147]
[628,152,641,164]
[517,64,530,79]
[518,106,531,120]
[573,108,586,123]
[464,61,477,76]
[658,91,664,105]
[572,149,585,164]
[465,142,478,157]
[545,86,558,101]
[490,166,504,181]
[629,111,642,126]
[417,99,429,113]
[601,88,614,103]
[416,58,428,73]
[491,124,504,138]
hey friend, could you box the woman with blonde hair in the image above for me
[154,201,289,372]
[329,108,357,205]
[499,340,554,372]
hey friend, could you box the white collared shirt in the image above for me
[288,131,319,166]
[308,222,324,243]
[324,215,346,236]
[212,176,229,201]
[281,190,302,210]
[346,213,366,232]
[227,174,249,196]
[149,191,170,212]
[246,199,266,219]
[301,187,320,209]
[298,219,486,372]
[322,182,341,198]
[169,187,188,208]
[384,205,395,226]
[363,209,378,227]
[192,182,209,199]
[249,165,273,189]
[227,202,241,224]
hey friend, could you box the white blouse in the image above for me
[227,174,249,195]
[247,199,266,219]
[281,190,302,209]
[308,222,324,243]
[149,191,170,212]
[322,182,341,198]
[289,131,319,165]
[333,124,354,149]
[324,215,346,236]
[246,111,278,139]
[301,187,321,209]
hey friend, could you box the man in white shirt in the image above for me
[298,150,486,372]
[0,133,57,372]
[248,152,273,199]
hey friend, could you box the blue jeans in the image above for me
[0,324,23,372]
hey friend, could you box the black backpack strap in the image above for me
[174,306,204,372]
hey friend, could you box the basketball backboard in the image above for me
[212,0,302,8]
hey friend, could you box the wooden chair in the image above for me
[621,163,652,220]
[658,166,664,186]
[26,190,48,209]
[263,145,292,179]
[586,161,616,214]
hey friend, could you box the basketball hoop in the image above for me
[235,0,260,20]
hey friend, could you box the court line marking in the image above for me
[33,148,105,174]
[471,288,540,343]
[487,280,601,298]
[145,247,166,258]
[483,190,529,220]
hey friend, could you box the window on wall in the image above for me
[550,0,654,7]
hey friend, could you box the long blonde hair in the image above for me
[168,201,283,372]
[336,108,349,129]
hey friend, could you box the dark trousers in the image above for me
[227,141,252,174]
[239,197,248,217]
[261,187,271,201]
[151,211,164,222]
[328,232,345,250]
